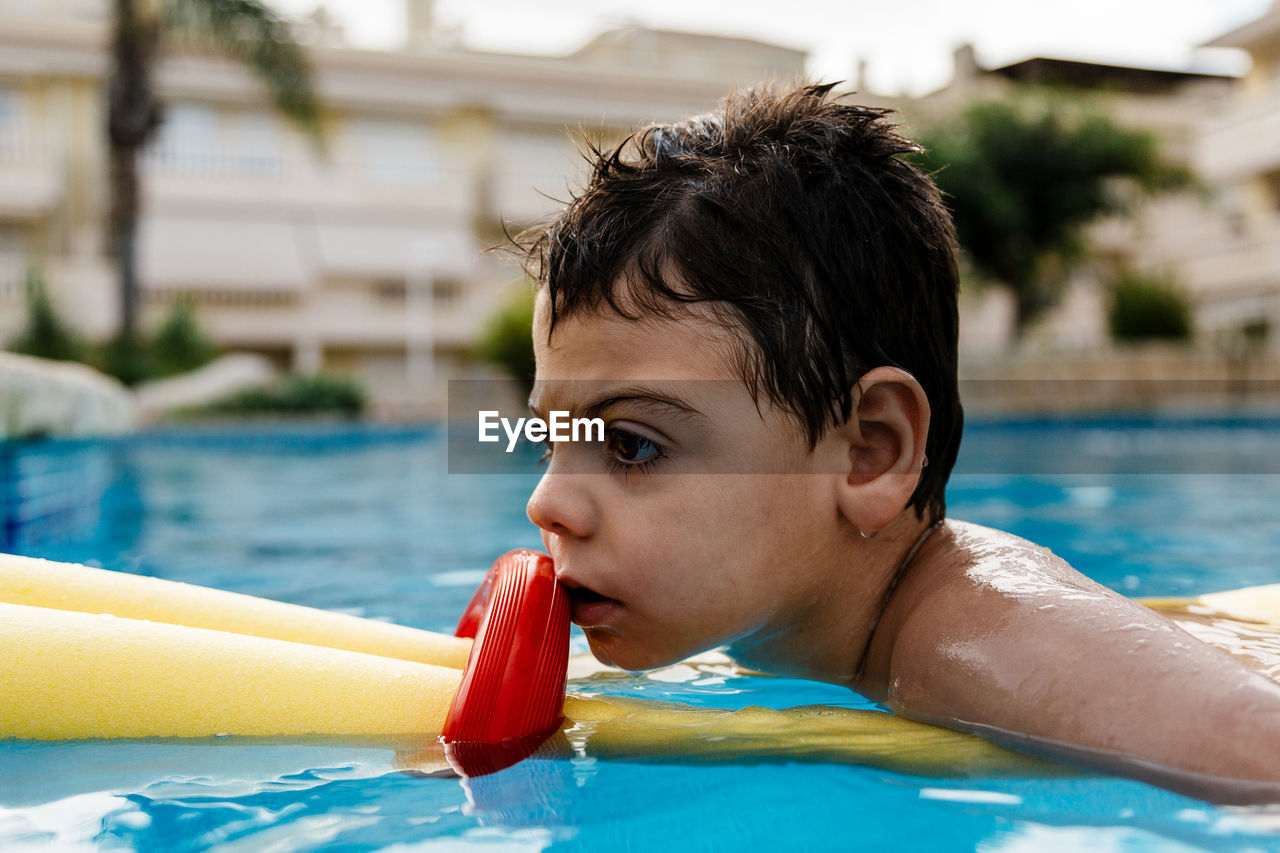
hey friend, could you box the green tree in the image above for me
[152,295,217,375]
[915,93,1191,334]
[476,284,536,395]
[107,0,322,379]
[11,267,85,363]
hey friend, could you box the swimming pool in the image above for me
[3,417,1280,850]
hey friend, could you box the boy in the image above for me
[515,83,1280,800]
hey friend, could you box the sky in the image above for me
[268,0,1272,96]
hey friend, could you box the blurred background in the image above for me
[1,0,1278,424]
[7,7,1280,846]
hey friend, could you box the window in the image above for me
[151,102,218,173]
[0,87,16,126]
[233,111,284,176]
[0,224,26,254]
[1263,168,1280,213]
[494,128,585,218]
[147,104,289,178]
[375,279,406,302]
[0,87,19,161]
[432,278,461,306]
[350,118,439,185]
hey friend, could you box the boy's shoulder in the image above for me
[884,519,1106,629]
[868,517,1172,718]
[871,519,1280,788]
[865,519,1110,697]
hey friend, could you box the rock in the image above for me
[135,354,278,421]
[0,352,135,439]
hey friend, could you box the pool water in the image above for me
[3,418,1280,851]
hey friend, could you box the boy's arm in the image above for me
[883,569,1280,801]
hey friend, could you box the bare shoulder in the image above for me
[864,519,1280,791]
[867,518,1142,709]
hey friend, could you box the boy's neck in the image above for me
[724,513,939,688]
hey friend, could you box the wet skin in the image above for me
[866,521,1280,801]
[525,290,1280,801]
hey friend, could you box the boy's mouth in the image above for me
[563,583,622,627]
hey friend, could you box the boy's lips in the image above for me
[559,577,623,627]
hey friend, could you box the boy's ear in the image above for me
[827,366,931,535]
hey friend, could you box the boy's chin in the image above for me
[586,634,692,675]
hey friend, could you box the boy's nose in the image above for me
[526,469,595,541]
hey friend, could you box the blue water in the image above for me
[3,418,1280,851]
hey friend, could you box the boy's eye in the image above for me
[606,428,662,465]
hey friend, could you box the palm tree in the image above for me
[106,0,322,382]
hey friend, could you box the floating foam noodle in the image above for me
[0,555,474,741]
[1196,584,1280,625]
[0,601,461,740]
[0,554,472,669]
[7,554,1280,781]
[0,555,1046,775]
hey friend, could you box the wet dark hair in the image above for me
[516,82,962,522]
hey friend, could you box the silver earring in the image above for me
[859,528,878,540]
[921,455,929,469]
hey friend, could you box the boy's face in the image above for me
[526,290,853,673]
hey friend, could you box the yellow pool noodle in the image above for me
[0,554,471,669]
[1,597,1037,777]
[1196,584,1280,625]
[554,695,1058,777]
[6,550,1279,781]
[0,601,461,740]
[1138,585,1280,626]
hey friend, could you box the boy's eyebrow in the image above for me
[528,384,706,423]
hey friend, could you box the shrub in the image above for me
[11,267,84,362]
[1242,318,1269,345]
[476,284,535,394]
[208,373,366,417]
[1107,272,1193,342]
[94,332,156,387]
[152,297,216,377]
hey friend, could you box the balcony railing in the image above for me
[0,129,61,167]
[140,141,470,211]
[142,144,293,180]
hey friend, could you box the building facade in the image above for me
[1198,1,1280,341]
[1,0,1274,413]
[913,44,1242,355]
[0,0,805,411]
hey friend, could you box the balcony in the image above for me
[1197,93,1280,182]
[0,129,65,219]
[141,138,472,218]
[149,276,492,353]
[1179,215,1280,311]
[301,281,490,349]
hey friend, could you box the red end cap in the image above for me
[442,549,570,775]
[454,560,500,640]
